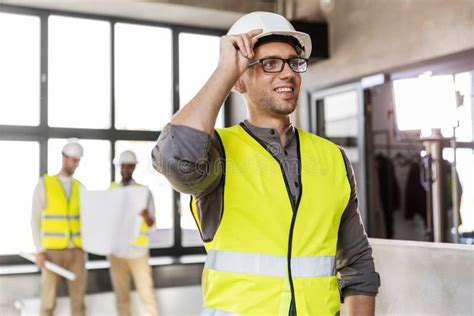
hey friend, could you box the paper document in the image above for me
[19,252,76,281]
[80,186,149,255]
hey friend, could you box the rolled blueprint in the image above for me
[19,252,77,281]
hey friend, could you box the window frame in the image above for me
[0,4,224,265]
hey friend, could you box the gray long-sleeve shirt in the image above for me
[152,120,380,298]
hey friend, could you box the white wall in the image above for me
[362,238,474,315]
[304,0,474,90]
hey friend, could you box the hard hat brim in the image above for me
[255,31,312,59]
[62,152,83,159]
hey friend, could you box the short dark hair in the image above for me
[254,35,304,56]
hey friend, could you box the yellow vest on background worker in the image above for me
[41,175,82,249]
[192,125,351,316]
[110,181,149,247]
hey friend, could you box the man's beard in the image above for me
[122,176,132,182]
[267,100,297,115]
[64,167,75,176]
[254,91,298,116]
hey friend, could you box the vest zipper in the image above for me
[285,130,302,316]
[239,123,303,315]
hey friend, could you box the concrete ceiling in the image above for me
[0,0,328,29]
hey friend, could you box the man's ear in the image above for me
[232,78,246,94]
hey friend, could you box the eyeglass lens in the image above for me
[261,58,307,73]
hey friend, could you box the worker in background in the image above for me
[109,150,158,316]
[152,11,380,315]
[31,138,86,316]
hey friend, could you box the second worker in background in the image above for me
[109,150,159,316]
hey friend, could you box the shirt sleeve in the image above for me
[151,123,223,197]
[336,148,381,298]
[31,178,46,254]
[146,189,156,229]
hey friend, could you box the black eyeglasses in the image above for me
[247,57,308,73]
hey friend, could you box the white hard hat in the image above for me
[227,11,312,59]
[116,150,138,165]
[62,138,83,159]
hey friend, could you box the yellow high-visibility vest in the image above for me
[41,175,82,249]
[191,124,351,315]
[110,181,150,247]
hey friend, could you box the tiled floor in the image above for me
[12,285,202,316]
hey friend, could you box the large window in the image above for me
[0,6,223,261]
[0,141,39,255]
[48,16,111,129]
[0,12,40,126]
[179,33,224,128]
[114,23,173,131]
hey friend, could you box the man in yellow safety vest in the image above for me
[31,138,86,316]
[152,11,380,316]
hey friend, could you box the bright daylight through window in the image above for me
[0,9,222,257]
[114,23,172,131]
[48,15,111,129]
[393,72,474,233]
[0,141,39,255]
[0,13,39,126]
[179,33,224,128]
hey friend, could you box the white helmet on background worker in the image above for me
[227,11,312,59]
[115,150,138,165]
[61,138,83,159]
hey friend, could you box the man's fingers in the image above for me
[223,29,262,59]
[248,28,263,38]
[246,29,263,56]
[241,34,253,58]
[233,36,248,58]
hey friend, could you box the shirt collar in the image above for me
[242,119,295,148]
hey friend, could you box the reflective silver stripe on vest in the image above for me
[205,250,335,278]
[42,232,66,237]
[71,233,81,238]
[202,307,240,316]
[205,250,286,277]
[291,256,336,277]
[42,215,80,220]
